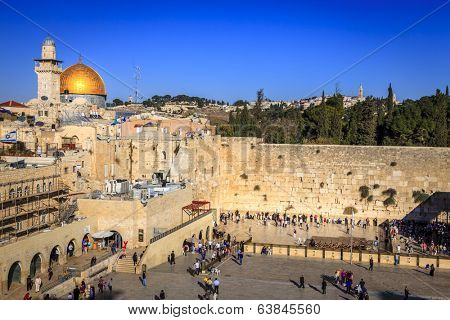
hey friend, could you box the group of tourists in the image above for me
[386,220,449,256]
[201,275,220,300]
[67,277,112,300]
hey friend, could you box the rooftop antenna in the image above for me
[133,64,141,103]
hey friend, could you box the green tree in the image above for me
[113,98,123,106]
[387,83,394,110]
[433,91,448,147]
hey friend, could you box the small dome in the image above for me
[43,36,55,46]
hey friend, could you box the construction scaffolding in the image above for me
[0,174,70,245]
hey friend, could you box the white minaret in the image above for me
[34,37,62,102]
[358,83,364,100]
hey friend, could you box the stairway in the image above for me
[114,255,137,273]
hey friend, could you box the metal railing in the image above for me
[149,210,213,244]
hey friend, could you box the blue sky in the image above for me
[0,0,449,103]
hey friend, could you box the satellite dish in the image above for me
[41,96,48,101]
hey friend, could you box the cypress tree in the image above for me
[446,85,449,96]
[387,83,394,110]
[433,92,448,147]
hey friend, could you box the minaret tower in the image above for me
[34,36,63,102]
[358,83,364,100]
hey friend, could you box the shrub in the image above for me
[343,207,357,215]
[320,182,324,188]
[390,161,397,167]
[278,155,283,159]
[412,190,429,203]
[359,186,370,198]
[240,173,248,180]
[254,185,260,191]
[383,197,396,207]
[347,171,352,176]
[367,195,374,202]
[382,188,397,197]
[373,184,380,189]
[263,194,267,201]
[316,149,320,154]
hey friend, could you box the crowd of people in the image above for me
[387,220,449,256]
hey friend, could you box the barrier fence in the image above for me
[244,242,450,269]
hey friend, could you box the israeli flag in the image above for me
[0,131,17,143]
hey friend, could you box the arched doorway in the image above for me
[109,230,123,249]
[199,230,203,240]
[8,261,22,290]
[49,245,62,266]
[67,239,76,257]
[30,253,43,277]
[206,226,210,241]
[82,233,93,253]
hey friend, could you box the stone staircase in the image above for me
[114,255,138,273]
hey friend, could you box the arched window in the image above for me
[162,151,167,160]
[24,186,29,196]
[36,184,40,193]
[17,187,22,197]
[48,182,53,191]
[9,188,15,199]
[43,182,46,192]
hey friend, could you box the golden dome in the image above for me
[60,63,106,96]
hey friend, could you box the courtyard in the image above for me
[88,253,450,300]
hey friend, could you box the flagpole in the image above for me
[350,208,354,265]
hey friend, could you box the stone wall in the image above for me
[203,139,449,221]
[0,217,97,294]
[77,187,194,248]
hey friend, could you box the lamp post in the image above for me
[349,208,355,265]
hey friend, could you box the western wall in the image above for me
[192,138,450,221]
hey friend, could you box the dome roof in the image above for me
[60,63,106,96]
[43,36,55,46]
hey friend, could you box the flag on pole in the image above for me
[0,131,17,143]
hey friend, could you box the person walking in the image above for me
[299,275,305,288]
[133,252,138,266]
[73,285,80,300]
[321,279,327,295]
[159,290,166,300]
[142,270,147,287]
[48,266,53,281]
[430,264,435,277]
[34,276,42,293]
[195,261,200,275]
[108,278,113,294]
[26,275,33,291]
[369,257,374,271]
[170,251,176,265]
[404,286,410,300]
[89,285,96,300]
[213,278,220,295]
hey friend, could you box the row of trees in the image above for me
[218,86,449,147]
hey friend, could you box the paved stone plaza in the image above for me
[91,253,449,300]
[223,220,380,246]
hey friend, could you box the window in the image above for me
[17,187,22,197]
[73,166,77,173]
[48,182,52,190]
[138,229,144,242]
[64,167,68,174]
[81,161,85,168]
[24,186,29,196]
[162,151,167,160]
[43,182,46,192]
[16,221,23,231]
[36,184,40,193]
[44,111,48,117]
[9,188,15,199]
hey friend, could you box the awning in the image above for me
[92,231,114,239]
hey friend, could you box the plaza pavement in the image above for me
[96,253,450,300]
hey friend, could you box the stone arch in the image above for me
[43,182,47,192]
[24,185,30,196]
[9,188,15,199]
[30,253,45,277]
[67,239,77,257]
[198,229,203,240]
[17,186,22,197]
[7,261,22,290]
[48,181,53,191]
[36,184,40,193]
[109,230,123,248]
[206,226,211,241]
[49,245,63,266]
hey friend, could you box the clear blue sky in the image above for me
[0,0,449,103]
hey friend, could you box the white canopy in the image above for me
[92,231,114,239]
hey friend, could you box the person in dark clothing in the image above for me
[170,251,176,265]
[26,275,33,291]
[430,264,435,277]
[369,257,374,271]
[299,275,305,288]
[48,266,53,281]
[73,285,80,300]
[321,279,327,294]
[404,286,410,300]
[359,279,365,289]
[133,252,138,266]
[159,290,166,300]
